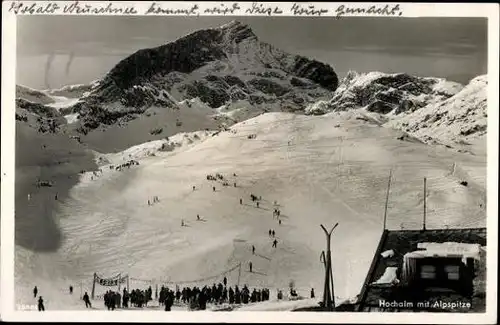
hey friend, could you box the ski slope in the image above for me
[14,112,486,311]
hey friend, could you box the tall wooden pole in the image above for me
[320,223,338,311]
[423,177,427,231]
[383,169,392,230]
[91,273,96,300]
[237,262,241,287]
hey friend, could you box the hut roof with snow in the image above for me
[351,228,487,312]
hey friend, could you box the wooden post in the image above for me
[237,262,242,287]
[320,223,339,311]
[117,273,121,292]
[383,169,392,230]
[91,273,96,300]
[423,177,427,231]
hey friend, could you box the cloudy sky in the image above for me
[16,16,487,90]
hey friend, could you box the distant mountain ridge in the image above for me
[67,20,339,133]
[14,22,487,151]
[305,71,487,146]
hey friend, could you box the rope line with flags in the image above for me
[129,263,241,286]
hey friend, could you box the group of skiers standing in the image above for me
[101,286,152,310]
[103,290,122,310]
[148,196,160,206]
[159,283,271,310]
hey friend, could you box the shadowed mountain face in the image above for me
[68,21,339,134]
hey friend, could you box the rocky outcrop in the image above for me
[305,71,487,146]
[15,98,66,133]
[386,75,487,145]
[322,71,463,114]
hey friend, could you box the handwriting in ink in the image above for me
[335,4,403,19]
[9,1,60,14]
[62,1,137,14]
[204,3,241,15]
[245,2,283,15]
[291,3,328,16]
[145,2,199,15]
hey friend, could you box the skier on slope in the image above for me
[83,292,92,308]
[33,286,38,298]
[38,296,45,311]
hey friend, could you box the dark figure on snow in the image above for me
[252,245,255,255]
[240,198,242,205]
[83,292,92,308]
[272,230,275,237]
[256,202,259,208]
[164,294,173,311]
[181,220,185,227]
[55,193,58,200]
[33,286,38,298]
[38,296,45,311]
[249,262,253,273]
[279,220,282,225]
[197,214,200,221]
[229,287,235,304]
[234,182,236,187]
[268,229,272,237]
[310,288,315,298]
[273,239,278,248]
[148,200,151,206]
[223,276,227,287]
[193,186,196,191]
[69,285,73,294]
[213,186,216,192]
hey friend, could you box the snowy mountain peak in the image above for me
[217,20,255,40]
[218,20,257,44]
[57,21,338,135]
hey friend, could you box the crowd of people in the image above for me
[86,279,274,311]
[157,280,272,311]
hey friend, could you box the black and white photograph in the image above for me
[1,1,498,323]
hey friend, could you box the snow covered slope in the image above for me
[15,112,486,311]
[16,85,56,105]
